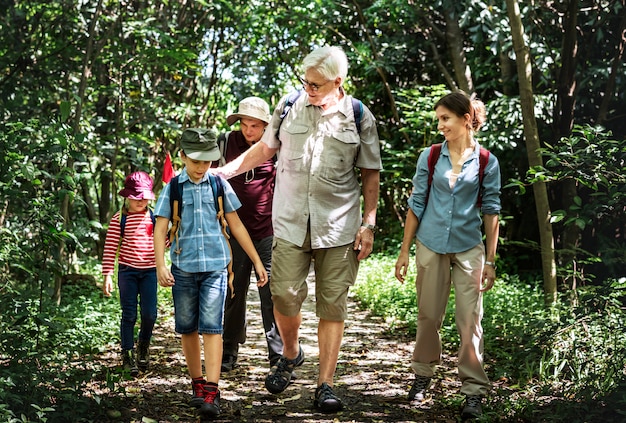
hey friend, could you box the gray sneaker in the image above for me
[462,395,483,418]
[408,375,431,401]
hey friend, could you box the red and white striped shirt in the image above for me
[102,210,156,275]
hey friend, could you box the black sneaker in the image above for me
[408,375,431,401]
[136,339,150,371]
[313,382,343,413]
[264,346,304,394]
[199,387,221,418]
[221,354,237,372]
[122,349,139,378]
[462,395,483,419]
[190,379,206,408]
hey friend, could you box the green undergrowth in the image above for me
[0,260,172,423]
[353,254,626,422]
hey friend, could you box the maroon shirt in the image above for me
[222,131,276,240]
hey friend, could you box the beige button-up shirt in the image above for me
[262,90,382,249]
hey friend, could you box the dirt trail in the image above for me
[104,272,463,422]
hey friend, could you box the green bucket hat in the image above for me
[180,128,220,161]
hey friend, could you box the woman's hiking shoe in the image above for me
[190,379,206,408]
[136,339,150,371]
[264,346,304,394]
[313,382,343,412]
[199,387,221,418]
[408,375,431,401]
[122,349,139,378]
[461,395,483,418]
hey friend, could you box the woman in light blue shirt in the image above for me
[395,91,501,420]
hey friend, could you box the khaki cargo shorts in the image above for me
[270,234,360,321]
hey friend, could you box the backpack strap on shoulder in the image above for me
[425,143,442,207]
[477,147,491,207]
[217,131,230,167]
[351,97,363,134]
[276,90,303,137]
[209,174,235,298]
[168,175,183,254]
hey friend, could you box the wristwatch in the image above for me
[361,223,377,232]
[484,261,497,270]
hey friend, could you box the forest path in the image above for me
[99,270,464,422]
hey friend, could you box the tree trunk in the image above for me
[597,6,626,125]
[505,0,558,305]
[443,5,474,93]
[555,0,580,292]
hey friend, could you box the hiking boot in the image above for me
[264,346,304,394]
[199,386,221,418]
[122,349,139,378]
[462,395,483,419]
[221,354,237,372]
[190,379,206,408]
[136,339,150,371]
[408,375,431,401]
[313,382,343,413]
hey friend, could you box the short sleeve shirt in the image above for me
[261,90,382,249]
[154,168,241,273]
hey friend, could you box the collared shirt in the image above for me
[221,131,276,240]
[408,141,501,254]
[154,168,241,273]
[261,89,382,249]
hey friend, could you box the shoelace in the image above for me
[271,358,294,377]
[192,381,205,397]
[204,388,219,404]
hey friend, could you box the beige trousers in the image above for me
[410,241,490,396]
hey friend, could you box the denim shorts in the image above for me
[171,264,227,335]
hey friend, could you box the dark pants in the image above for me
[118,265,158,351]
[223,235,283,365]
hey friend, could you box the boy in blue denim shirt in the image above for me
[154,127,268,419]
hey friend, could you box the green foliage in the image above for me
[353,255,626,420]
[0,275,120,422]
[509,124,626,282]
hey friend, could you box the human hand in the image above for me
[394,251,410,284]
[254,262,268,287]
[157,265,175,287]
[102,275,114,297]
[481,264,496,292]
[354,226,375,261]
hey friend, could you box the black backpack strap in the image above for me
[351,97,363,134]
[217,131,230,167]
[276,90,303,137]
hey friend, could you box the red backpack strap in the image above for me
[477,147,491,207]
[425,143,442,205]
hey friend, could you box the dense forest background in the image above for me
[1,0,625,421]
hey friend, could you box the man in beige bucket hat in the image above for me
[218,97,284,374]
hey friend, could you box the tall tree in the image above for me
[505,0,558,304]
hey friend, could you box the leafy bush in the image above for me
[0,276,120,422]
[352,255,626,420]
